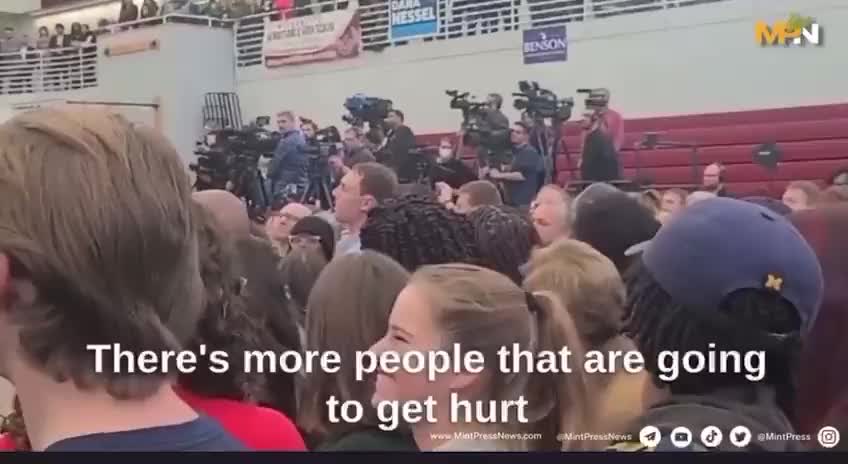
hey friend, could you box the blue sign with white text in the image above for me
[523,25,568,65]
[390,0,439,40]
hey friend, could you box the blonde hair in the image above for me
[0,107,202,399]
[524,239,625,350]
[299,251,409,443]
[410,264,588,451]
[523,239,648,440]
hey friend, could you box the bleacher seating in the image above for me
[417,103,848,197]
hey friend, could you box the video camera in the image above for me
[190,116,277,192]
[342,94,393,128]
[301,119,342,180]
[513,80,574,122]
[445,89,510,152]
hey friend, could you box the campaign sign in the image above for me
[523,25,568,65]
[390,0,439,40]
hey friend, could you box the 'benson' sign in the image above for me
[523,25,568,65]
[390,0,439,40]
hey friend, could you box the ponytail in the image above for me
[524,291,589,451]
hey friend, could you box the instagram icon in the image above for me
[817,426,840,449]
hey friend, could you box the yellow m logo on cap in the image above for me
[765,274,784,292]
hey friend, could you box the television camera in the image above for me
[342,94,393,128]
[445,90,511,154]
[513,80,574,122]
[189,116,277,218]
[300,120,342,209]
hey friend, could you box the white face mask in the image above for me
[438,148,453,160]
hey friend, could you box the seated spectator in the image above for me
[289,215,335,261]
[700,162,730,197]
[432,137,476,190]
[119,0,140,23]
[468,205,539,284]
[279,247,328,344]
[531,184,571,246]
[612,198,822,452]
[573,189,660,274]
[361,196,482,271]
[661,188,687,216]
[452,180,502,214]
[686,190,716,206]
[265,202,311,256]
[0,108,242,450]
[333,162,399,256]
[790,205,848,438]
[300,251,414,450]
[182,203,306,450]
[782,180,822,212]
[523,239,652,439]
[371,264,590,450]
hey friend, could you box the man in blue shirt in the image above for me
[489,122,545,209]
[268,110,308,205]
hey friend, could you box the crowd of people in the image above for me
[0,104,846,452]
[0,23,98,94]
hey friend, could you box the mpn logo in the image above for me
[756,14,822,47]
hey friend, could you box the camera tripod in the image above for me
[301,174,334,211]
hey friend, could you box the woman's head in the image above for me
[279,246,328,333]
[371,264,588,450]
[469,205,539,284]
[71,22,82,35]
[299,251,409,441]
[531,185,571,246]
[289,215,335,261]
[38,26,49,38]
[524,239,625,350]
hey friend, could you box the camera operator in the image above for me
[488,122,545,210]
[301,119,319,141]
[329,126,377,183]
[380,109,417,182]
[267,110,308,204]
[581,88,624,152]
[579,90,622,183]
[476,93,511,168]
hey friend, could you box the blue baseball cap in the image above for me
[626,197,823,333]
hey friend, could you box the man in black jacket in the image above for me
[380,109,417,183]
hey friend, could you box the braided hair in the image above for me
[468,205,540,284]
[360,195,481,271]
[623,258,802,418]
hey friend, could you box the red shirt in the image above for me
[0,434,17,451]
[176,388,306,451]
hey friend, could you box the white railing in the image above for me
[0,13,232,96]
[235,0,727,68]
[0,46,98,95]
